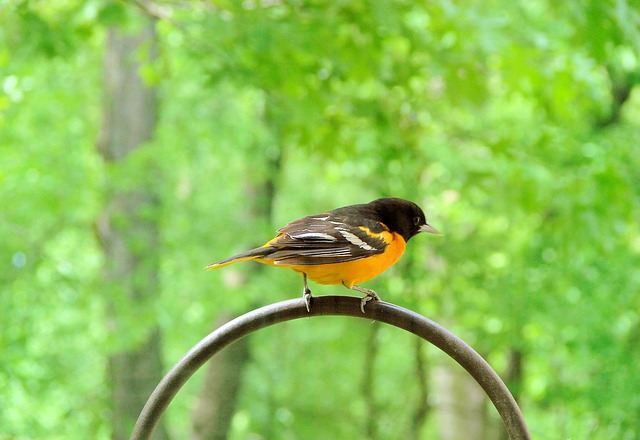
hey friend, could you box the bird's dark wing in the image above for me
[263,212,391,265]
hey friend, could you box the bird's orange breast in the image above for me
[259,231,407,287]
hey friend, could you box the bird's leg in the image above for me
[348,284,381,313]
[302,273,312,312]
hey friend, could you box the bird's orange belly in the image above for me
[266,233,407,287]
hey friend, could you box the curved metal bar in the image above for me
[130,296,531,440]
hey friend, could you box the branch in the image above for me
[125,0,172,21]
[597,66,636,128]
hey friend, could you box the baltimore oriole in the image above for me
[207,197,440,312]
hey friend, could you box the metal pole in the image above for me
[130,296,531,440]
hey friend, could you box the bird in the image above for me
[207,197,440,313]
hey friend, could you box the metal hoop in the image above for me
[130,295,531,440]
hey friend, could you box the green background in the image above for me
[1,0,639,439]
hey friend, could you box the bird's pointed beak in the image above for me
[419,223,442,235]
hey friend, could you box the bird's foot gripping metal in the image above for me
[302,273,312,312]
[303,289,312,313]
[348,284,381,313]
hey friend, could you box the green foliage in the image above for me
[0,43,106,437]
[2,0,640,438]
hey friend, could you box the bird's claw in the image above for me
[359,291,380,314]
[301,273,312,312]
[303,289,312,313]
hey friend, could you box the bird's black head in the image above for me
[369,197,440,242]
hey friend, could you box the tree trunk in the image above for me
[96,21,168,440]
[408,337,431,439]
[361,322,380,440]
[189,136,281,439]
[432,364,490,440]
[497,348,524,440]
[190,314,250,440]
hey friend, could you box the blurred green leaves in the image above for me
[1,0,640,438]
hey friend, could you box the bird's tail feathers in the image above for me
[206,246,274,270]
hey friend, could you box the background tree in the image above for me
[95,14,169,440]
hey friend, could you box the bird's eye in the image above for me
[413,216,421,225]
